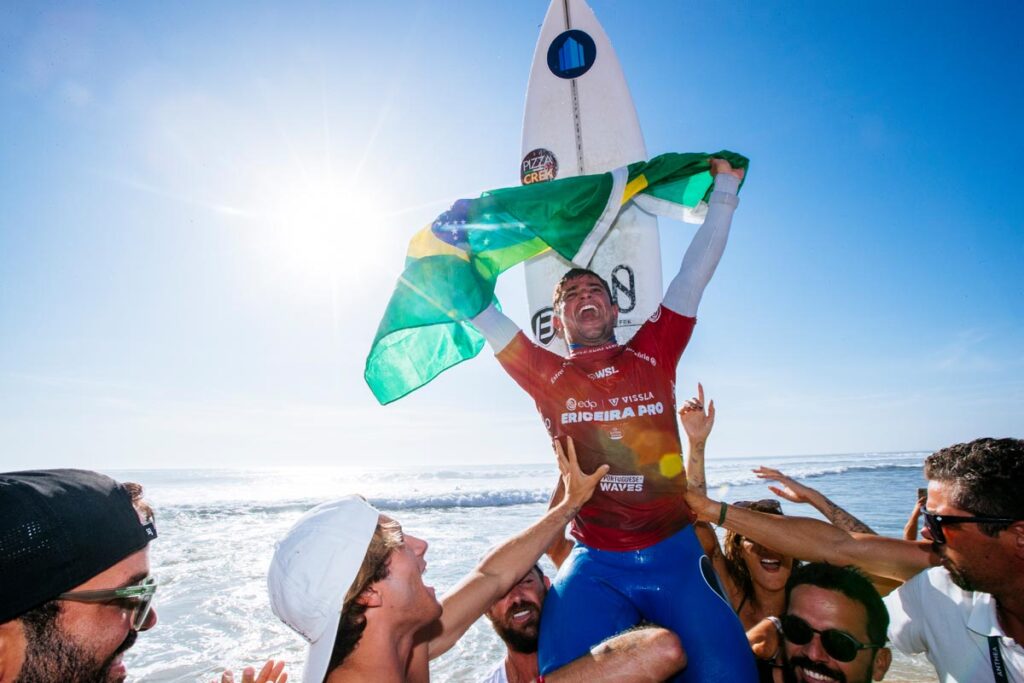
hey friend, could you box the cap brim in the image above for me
[302,607,342,683]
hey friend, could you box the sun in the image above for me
[262,173,391,284]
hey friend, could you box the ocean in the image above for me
[110,452,938,682]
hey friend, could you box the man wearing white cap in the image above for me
[269,440,684,683]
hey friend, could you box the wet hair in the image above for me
[785,563,888,647]
[552,268,612,310]
[925,438,1024,536]
[722,500,786,605]
[325,519,403,676]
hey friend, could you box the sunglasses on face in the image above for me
[734,499,783,513]
[57,576,157,630]
[920,508,1019,545]
[780,614,882,663]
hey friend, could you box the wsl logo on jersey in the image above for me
[547,30,597,79]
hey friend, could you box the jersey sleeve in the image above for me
[495,331,565,398]
[627,305,696,369]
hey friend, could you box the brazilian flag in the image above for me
[365,151,748,405]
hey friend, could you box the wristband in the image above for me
[717,501,728,526]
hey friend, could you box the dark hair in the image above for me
[552,268,612,309]
[123,482,155,524]
[722,500,786,604]
[18,599,62,634]
[325,520,403,677]
[925,438,1024,536]
[785,563,888,646]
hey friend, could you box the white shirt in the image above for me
[885,567,1024,682]
[478,660,509,683]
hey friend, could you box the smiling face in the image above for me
[782,585,890,683]
[11,548,156,683]
[553,272,618,347]
[740,538,794,592]
[486,566,548,653]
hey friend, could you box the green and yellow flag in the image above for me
[364,151,748,404]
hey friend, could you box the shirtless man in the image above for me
[471,159,755,681]
[268,440,684,683]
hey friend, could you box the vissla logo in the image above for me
[608,397,619,407]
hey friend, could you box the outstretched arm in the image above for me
[662,159,743,317]
[683,487,938,582]
[753,466,876,534]
[425,439,609,659]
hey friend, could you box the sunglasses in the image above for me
[57,576,157,630]
[734,499,783,513]
[780,614,882,663]
[921,508,1019,545]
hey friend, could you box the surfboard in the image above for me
[521,0,662,355]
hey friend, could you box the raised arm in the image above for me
[677,384,744,606]
[426,438,609,659]
[662,159,743,317]
[544,477,574,569]
[753,466,876,534]
[683,487,938,582]
[470,303,521,352]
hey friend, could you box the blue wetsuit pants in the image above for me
[538,525,757,682]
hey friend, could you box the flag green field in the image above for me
[364,151,748,405]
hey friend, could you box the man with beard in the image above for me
[683,438,1024,682]
[481,564,684,683]
[776,563,890,683]
[0,470,158,683]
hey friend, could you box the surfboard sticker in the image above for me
[547,30,597,79]
[521,148,559,185]
[522,0,663,356]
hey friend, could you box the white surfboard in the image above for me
[521,0,662,355]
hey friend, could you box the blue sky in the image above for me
[1,1,1021,470]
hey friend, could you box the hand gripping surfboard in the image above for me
[521,0,662,356]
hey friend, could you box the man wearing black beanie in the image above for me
[0,469,158,682]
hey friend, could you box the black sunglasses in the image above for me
[57,576,157,630]
[921,508,1019,545]
[734,499,783,513]
[780,614,882,663]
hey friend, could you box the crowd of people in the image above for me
[1,157,1021,682]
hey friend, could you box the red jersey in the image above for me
[496,305,697,551]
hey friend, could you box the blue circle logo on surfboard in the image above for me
[547,30,597,79]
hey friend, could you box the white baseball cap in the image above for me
[268,495,380,683]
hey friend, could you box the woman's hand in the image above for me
[678,382,715,443]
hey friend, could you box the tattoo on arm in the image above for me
[821,496,875,534]
[686,441,707,493]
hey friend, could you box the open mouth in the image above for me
[578,304,599,319]
[760,559,782,572]
[796,666,842,683]
[508,604,540,624]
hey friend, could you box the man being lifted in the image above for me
[471,158,754,681]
